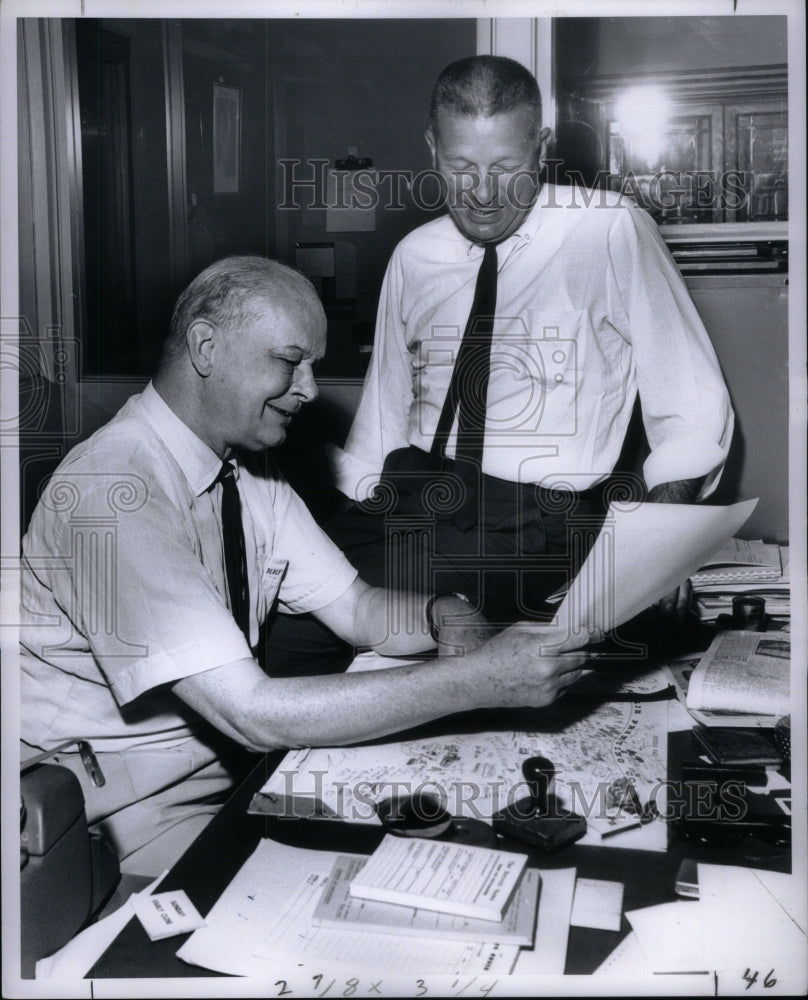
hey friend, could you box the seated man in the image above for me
[20,256,585,876]
[269,54,733,674]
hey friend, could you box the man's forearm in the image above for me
[173,624,588,753]
[647,477,704,504]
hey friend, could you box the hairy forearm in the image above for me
[260,660,483,748]
[174,653,485,753]
[174,625,588,754]
[647,477,704,504]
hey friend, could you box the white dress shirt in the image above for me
[332,184,733,502]
[21,382,358,753]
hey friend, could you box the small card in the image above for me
[130,889,206,940]
[570,877,624,932]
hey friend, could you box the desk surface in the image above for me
[88,724,790,980]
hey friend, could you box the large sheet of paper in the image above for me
[551,499,758,646]
[254,698,670,851]
[617,865,808,994]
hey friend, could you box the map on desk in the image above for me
[252,697,669,852]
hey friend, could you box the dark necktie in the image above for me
[430,243,498,470]
[217,462,251,645]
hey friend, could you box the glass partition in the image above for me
[553,16,787,229]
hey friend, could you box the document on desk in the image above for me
[685,630,790,719]
[253,697,670,851]
[348,834,527,920]
[551,499,758,644]
[313,855,540,944]
[176,839,521,977]
[616,865,808,992]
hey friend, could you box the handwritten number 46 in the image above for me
[743,968,777,990]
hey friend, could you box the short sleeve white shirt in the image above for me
[21,383,358,752]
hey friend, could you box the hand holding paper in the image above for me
[548,499,758,649]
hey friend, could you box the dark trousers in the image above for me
[265,447,609,676]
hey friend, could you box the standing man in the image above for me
[20,256,585,875]
[270,55,733,673]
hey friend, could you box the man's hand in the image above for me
[459,623,587,709]
[174,622,588,752]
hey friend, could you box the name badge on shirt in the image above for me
[262,558,288,607]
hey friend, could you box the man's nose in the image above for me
[475,171,495,204]
[293,364,319,403]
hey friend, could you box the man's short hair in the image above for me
[161,255,313,363]
[428,55,542,140]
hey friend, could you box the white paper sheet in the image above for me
[697,864,808,993]
[625,900,707,973]
[621,867,808,993]
[552,499,758,646]
[511,867,577,976]
[177,839,520,977]
[570,877,625,932]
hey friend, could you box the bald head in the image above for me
[155,255,327,456]
[159,255,322,370]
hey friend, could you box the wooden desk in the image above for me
[87,725,790,980]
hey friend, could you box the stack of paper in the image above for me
[693,539,790,623]
[348,834,528,921]
[176,838,575,978]
[314,854,540,944]
[176,839,524,976]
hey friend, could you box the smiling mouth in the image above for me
[465,205,502,220]
[266,402,295,419]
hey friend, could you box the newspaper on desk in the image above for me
[662,630,790,727]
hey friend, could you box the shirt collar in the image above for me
[463,184,551,259]
[138,382,225,496]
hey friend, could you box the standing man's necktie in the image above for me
[218,462,251,645]
[431,243,498,467]
[430,243,498,525]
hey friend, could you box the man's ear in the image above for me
[537,126,552,169]
[187,319,216,377]
[425,127,437,168]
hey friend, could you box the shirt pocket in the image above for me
[488,310,585,439]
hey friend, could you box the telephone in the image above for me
[20,755,119,978]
